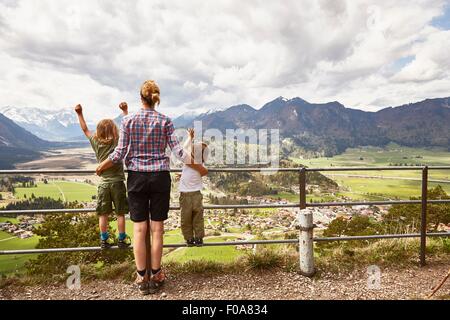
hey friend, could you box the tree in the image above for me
[26,213,132,275]
[383,186,450,232]
[323,215,382,238]
[323,217,348,237]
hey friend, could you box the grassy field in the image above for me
[298,144,450,169]
[0,217,19,224]
[164,236,243,263]
[14,181,96,202]
[0,231,38,275]
[291,145,450,200]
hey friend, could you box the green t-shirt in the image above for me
[89,136,125,184]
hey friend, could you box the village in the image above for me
[164,196,390,236]
[0,216,43,239]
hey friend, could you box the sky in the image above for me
[0,0,449,120]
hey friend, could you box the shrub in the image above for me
[26,213,132,275]
[244,249,283,271]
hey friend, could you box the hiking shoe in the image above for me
[118,235,131,249]
[135,273,149,295]
[148,279,159,294]
[194,238,204,247]
[151,269,166,289]
[100,237,115,250]
[186,239,196,247]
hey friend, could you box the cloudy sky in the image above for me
[0,0,449,120]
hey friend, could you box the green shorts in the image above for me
[96,181,129,216]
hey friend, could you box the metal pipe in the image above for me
[0,168,301,175]
[420,166,428,266]
[1,200,448,215]
[0,203,300,215]
[1,166,450,175]
[307,200,422,207]
[314,232,450,242]
[0,239,299,255]
[306,166,427,172]
[299,168,306,210]
[2,233,450,255]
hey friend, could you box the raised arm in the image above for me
[74,104,92,138]
[167,122,208,176]
[183,128,194,151]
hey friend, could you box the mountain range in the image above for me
[0,107,95,142]
[1,96,449,164]
[181,96,450,156]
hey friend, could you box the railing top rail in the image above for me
[1,166,449,175]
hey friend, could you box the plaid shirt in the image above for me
[109,109,185,172]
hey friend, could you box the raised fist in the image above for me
[119,102,128,112]
[187,128,195,139]
[75,104,83,114]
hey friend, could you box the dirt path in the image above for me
[0,237,16,242]
[2,263,450,300]
[50,181,66,202]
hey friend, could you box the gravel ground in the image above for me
[1,263,450,300]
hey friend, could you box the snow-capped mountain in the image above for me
[172,110,202,128]
[0,106,93,141]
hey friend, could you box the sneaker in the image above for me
[118,235,131,249]
[100,237,115,250]
[135,273,149,295]
[186,239,196,247]
[194,238,204,247]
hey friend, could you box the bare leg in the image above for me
[133,221,148,271]
[117,215,126,234]
[99,214,109,233]
[150,220,164,270]
[146,220,151,271]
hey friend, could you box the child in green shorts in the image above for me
[75,103,131,249]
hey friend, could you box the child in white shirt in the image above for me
[179,129,209,246]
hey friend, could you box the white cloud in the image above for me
[0,0,449,119]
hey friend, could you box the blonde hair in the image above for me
[94,119,119,145]
[191,142,209,164]
[140,80,161,107]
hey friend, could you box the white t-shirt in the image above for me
[179,164,203,192]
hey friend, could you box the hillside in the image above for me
[0,113,51,150]
[0,113,54,169]
[181,97,450,156]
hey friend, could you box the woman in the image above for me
[96,80,208,295]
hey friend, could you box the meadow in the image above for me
[14,181,97,202]
[0,231,38,275]
[291,145,450,200]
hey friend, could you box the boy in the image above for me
[179,128,209,246]
[75,103,131,249]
